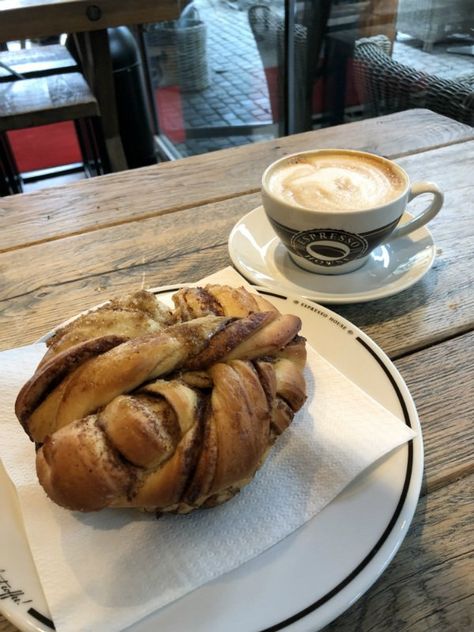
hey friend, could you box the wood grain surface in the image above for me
[1,109,473,252]
[0,0,180,42]
[395,331,474,494]
[1,140,472,356]
[0,44,77,80]
[325,474,474,631]
[0,110,472,632]
[0,72,98,131]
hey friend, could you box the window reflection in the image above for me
[144,0,472,160]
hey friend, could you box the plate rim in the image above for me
[0,284,423,632]
[228,205,435,304]
[236,286,421,631]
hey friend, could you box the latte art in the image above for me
[269,153,406,211]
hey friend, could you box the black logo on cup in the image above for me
[290,229,369,267]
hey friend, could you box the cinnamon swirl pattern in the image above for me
[15,285,307,514]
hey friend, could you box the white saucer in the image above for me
[228,206,436,304]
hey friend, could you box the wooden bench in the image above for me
[0,70,108,195]
[0,72,99,130]
[0,44,77,82]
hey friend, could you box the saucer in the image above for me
[228,206,436,304]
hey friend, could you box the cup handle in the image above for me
[390,181,444,240]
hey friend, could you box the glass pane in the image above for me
[144,0,285,159]
[144,0,473,161]
[323,0,474,128]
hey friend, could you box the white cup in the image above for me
[261,149,444,275]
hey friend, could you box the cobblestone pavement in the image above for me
[152,0,472,158]
[173,0,276,156]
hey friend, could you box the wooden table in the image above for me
[0,108,473,631]
[0,0,180,171]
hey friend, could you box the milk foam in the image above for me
[269,153,406,211]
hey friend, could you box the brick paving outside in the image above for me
[171,0,276,156]
[149,0,473,159]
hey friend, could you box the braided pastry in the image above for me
[40,290,174,366]
[15,285,307,513]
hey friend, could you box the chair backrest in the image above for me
[354,35,474,126]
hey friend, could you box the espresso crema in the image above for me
[268,152,406,211]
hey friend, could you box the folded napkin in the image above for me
[0,268,415,632]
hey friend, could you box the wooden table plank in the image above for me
[337,139,474,357]
[0,141,472,356]
[0,72,99,131]
[325,474,473,631]
[0,194,240,304]
[1,109,473,252]
[395,331,474,495]
[0,0,179,42]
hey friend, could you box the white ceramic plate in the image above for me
[228,206,436,304]
[0,287,423,632]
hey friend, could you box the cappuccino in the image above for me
[261,148,443,274]
[268,151,406,212]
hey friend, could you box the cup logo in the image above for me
[290,229,369,267]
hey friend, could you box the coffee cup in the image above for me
[261,149,444,275]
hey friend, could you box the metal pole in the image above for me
[285,0,297,135]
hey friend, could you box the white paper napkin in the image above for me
[0,268,415,632]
